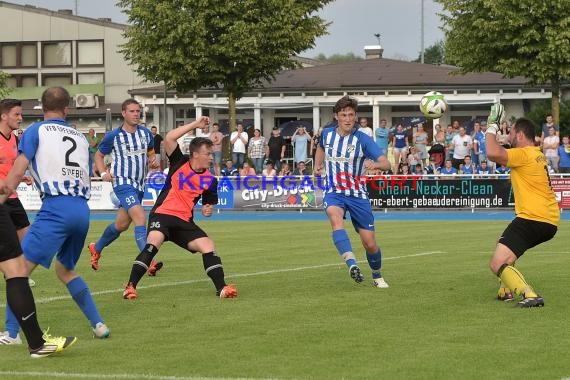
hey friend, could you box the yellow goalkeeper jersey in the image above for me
[507,146,560,226]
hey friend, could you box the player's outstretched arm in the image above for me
[485,103,508,166]
[164,117,210,157]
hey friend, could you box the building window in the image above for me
[21,44,37,67]
[77,72,104,84]
[4,74,38,88]
[1,45,16,67]
[42,42,72,67]
[77,40,104,66]
[42,74,73,86]
[5,77,17,87]
[0,43,37,68]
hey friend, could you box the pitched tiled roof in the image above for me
[266,58,529,90]
[131,57,537,97]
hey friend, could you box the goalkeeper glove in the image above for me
[486,103,504,135]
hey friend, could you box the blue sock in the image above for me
[4,305,20,338]
[67,277,103,328]
[134,225,147,252]
[332,229,357,268]
[96,223,121,254]
[367,249,382,279]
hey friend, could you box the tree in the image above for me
[0,71,12,98]
[414,40,445,65]
[118,0,332,131]
[525,99,570,137]
[438,0,570,124]
[314,52,363,64]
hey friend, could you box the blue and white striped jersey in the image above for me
[98,125,154,192]
[319,127,382,199]
[19,118,90,199]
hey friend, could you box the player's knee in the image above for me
[363,241,377,252]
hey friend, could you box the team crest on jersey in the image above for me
[347,145,355,153]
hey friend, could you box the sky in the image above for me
[5,0,444,60]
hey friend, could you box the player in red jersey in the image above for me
[122,117,237,300]
[0,99,33,240]
[0,99,38,344]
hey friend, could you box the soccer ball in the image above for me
[419,91,447,119]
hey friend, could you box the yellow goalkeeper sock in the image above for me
[498,265,538,298]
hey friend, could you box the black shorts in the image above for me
[4,198,30,230]
[148,213,208,252]
[498,217,558,258]
[0,204,23,262]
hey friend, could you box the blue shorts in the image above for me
[113,184,144,211]
[323,192,375,231]
[22,196,89,270]
[213,151,222,165]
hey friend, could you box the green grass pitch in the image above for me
[1,219,570,380]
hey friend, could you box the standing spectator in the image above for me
[221,159,238,176]
[541,114,559,143]
[87,128,100,176]
[310,126,324,161]
[433,123,445,146]
[392,124,409,167]
[413,123,428,167]
[150,126,164,171]
[292,125,311,164]
[230,123,248,169]
[267,126,285,172]
[497,120,510,147]
[444,124,457,160]
[239,162,256,176]
[557,135,570,173]
[207,122,224,176]
[88,99,161,274]
[1,87,110,339]
[358,117,373,138]
[451,127,473,170]
[486,105,559,307]
[262,159,277,176]
[470,121,482,167]
[375,118,390,157]
[248,127,266,174]
[473,122,486,166]
[122,120,237,300]
[181,129,196,155]
[314,95,391,288]
[542,126,560,172]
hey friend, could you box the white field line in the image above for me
[0,251,444,308]
[0,371,266,380]
[0,252,442,380]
